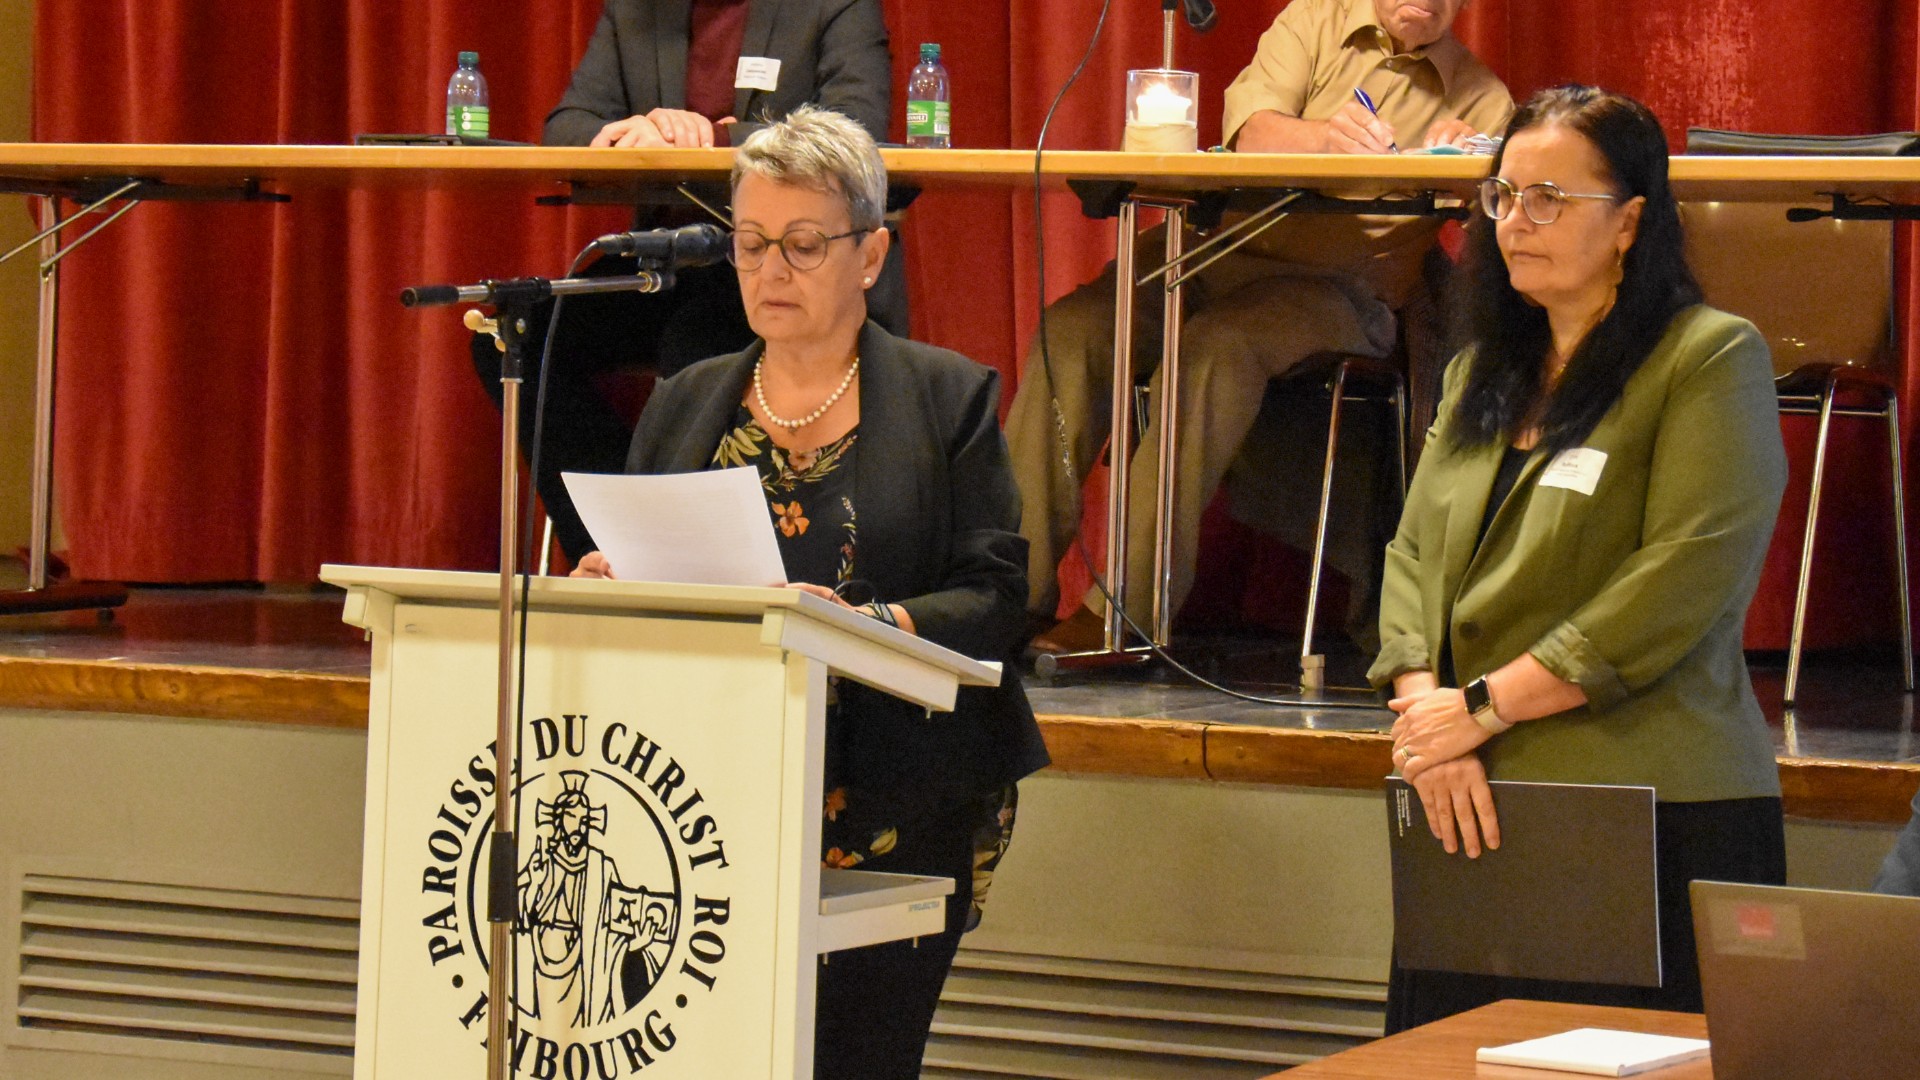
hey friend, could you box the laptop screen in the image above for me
[1692,880,1920,1080]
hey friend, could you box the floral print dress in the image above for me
[710,405,1016,929]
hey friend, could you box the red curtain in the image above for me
[29,0,1920,647]
[36,1,633,579]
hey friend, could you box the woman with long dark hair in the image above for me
[1371,85,1789,1029]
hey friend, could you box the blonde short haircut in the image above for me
[732,105,887,232]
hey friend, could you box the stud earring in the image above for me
[863,277,873,286]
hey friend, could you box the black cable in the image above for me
[1030,5,1377,709]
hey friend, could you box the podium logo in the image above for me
[418,715,735,1078]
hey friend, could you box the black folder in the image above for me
[1385,777,1661,986]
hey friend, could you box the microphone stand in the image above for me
[400,265,676,1080]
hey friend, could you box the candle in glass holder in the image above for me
[1123,69,1198,153]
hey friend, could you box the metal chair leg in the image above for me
[1786,381,1840,705]
[1886,392,1914,691]
[1301,361,1349,687]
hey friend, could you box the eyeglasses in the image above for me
[727,227,868,271]
[1478,177,1622,225]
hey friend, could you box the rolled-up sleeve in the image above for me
[1526,320,1786,709]
[1367,352,1466,690]
[1221,5,1315,147]
[1371,509,1432,689]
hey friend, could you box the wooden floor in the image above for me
[0,581,1915,822]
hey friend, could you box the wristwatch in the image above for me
[1463,676,1512,735]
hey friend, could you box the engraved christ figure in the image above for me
[512,771,636,1027]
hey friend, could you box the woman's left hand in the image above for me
[785,583,918,634]
[1407,754,1501,858]
[1390,686,1493,780]
[787,582,857,609]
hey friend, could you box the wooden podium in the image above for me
[322,565,1002,1080]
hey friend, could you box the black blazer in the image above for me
[544,0,892,147]
[626,322,1051,803]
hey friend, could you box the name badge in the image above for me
[735,57,781,93]
[1539,447,1607,496]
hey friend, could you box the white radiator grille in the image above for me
[14,874,357,1062]
[924,949,1385,1079]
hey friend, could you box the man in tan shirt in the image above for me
[1009,0,1513,652]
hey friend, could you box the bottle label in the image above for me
[447,105,491,139]
[907,100,949,139]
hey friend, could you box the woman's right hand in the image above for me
[570,551,616,579]
[1408,754,1501,859]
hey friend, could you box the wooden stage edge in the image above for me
[2,655,1915,825]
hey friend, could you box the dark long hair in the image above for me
[1450,85,1701,455]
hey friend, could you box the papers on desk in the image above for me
[563,468,786,587]
[1475,1028,1711,1076]
[1405,134,1503,156]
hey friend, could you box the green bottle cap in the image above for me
[920,43,940,62]
[459,51,479,67]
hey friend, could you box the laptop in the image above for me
[1386,777,1661,986]
[1691,881,1920,1079]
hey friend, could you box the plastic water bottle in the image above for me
[905,44,950,149]
[446,51,490,139]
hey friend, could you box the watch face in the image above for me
[1464,678,1491,714]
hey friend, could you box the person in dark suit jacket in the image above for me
[544,0,891,148]
[571,106,1047,1078]
[477,0,905,563]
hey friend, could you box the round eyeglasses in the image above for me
[1478,177,1622,225]
[727,227,868,271]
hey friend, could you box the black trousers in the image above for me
[1385,796,1788,1034]
[811,800,975,1079]
[470,240,912,562]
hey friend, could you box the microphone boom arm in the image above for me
[399,270,674,309]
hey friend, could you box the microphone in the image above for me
[591,222,731,266]
[400,271,673,308]
[1182,0,1217,32]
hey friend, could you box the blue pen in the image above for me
[1351,87,1400,153]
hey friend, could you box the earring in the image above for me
[863,277,873,286]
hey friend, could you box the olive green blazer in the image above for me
[1369,305,1785,802]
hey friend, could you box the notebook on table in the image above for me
[1475,1027,1710,1076]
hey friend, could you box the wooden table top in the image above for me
[2,143,1919,203]
[1269,999,1712,1079]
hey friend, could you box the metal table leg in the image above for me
[2,194,129,617]
[1149,205,1187,646]
[1101,201,1140,654]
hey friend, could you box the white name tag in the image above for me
[735,57,781,93]
[1539,447,1608,496]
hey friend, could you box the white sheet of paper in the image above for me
[563,467,786,588]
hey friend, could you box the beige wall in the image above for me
[0,0,37,555]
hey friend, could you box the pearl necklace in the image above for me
[754,354,859,430]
